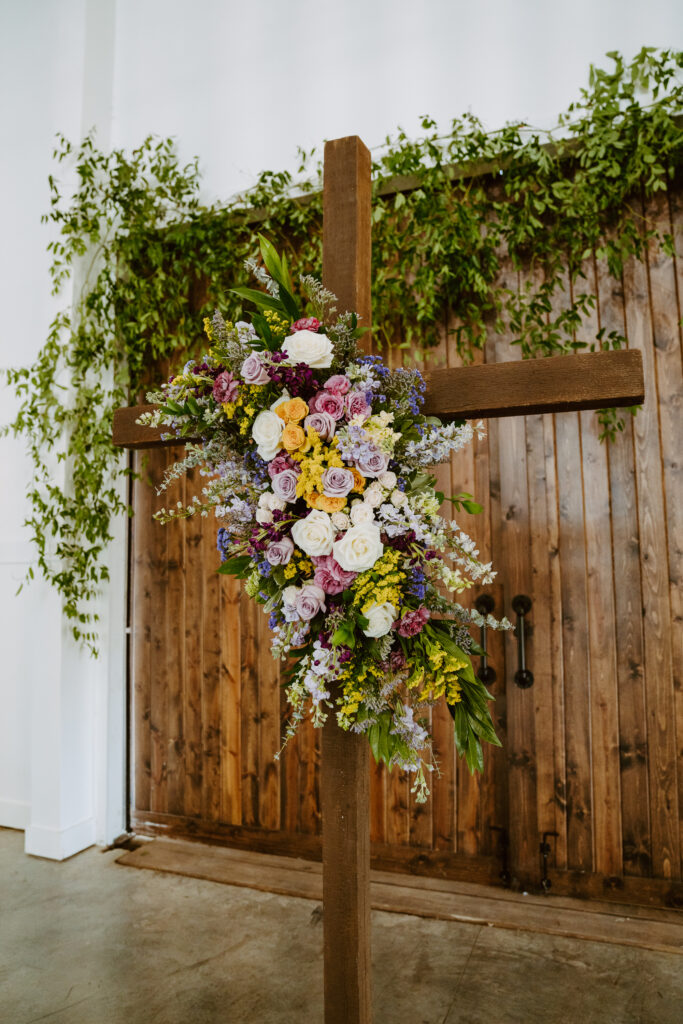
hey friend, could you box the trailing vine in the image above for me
[3,48,682,652]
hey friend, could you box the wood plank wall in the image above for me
[129,186,683,908]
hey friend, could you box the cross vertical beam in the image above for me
[321,135,373,1024]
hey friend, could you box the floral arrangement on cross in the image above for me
[140,238,511,801]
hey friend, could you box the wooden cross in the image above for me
[112,136,644,1024]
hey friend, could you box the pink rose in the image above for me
[311,554,358,595]
[345,390,370,420]
[213,371,239,404]
[311,390,345,420]
[268,453,299,480]
[291,317,320,333]
[324,374,351,396]
[397,607,430,638]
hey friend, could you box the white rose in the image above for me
[350,503,375,526]
[362,601,397,638]
[379,470,397,490]
[252,410,283,461]
[283,585,299,606]
[282,329,334,368]
[264,493,286,512]
[390,488,407,508]
[291,509,335,557]
[333,523,383,572]
[256,507,273,525]
[331,511,350,531]
[363,483,383,508]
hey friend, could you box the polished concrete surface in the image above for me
[1,828,681,1024]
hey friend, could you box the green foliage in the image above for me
[3,49,682,650]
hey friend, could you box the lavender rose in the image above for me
[356,447,389,478]
[265,536,294,566]
[345,390,370,419]
[304,411,336,441]
[311,555,357,595]
[241,352,270,385]
[310,390,345,421]
[213,371,239,404]
[271,469,299,503]
[321,466,354,498]
[324,374,351,396]
[295,584,327,621]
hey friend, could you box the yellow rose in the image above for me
[281,423,306,451]
[307,492,346,513]
[276,397,309,423]
[350,467,366,492]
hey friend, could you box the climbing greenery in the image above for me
[3,48,682,652]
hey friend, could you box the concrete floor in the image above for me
[1,828,681,1024]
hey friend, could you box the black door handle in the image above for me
[512,594,533,688]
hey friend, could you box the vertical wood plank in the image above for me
[579,257,622,877]
[131,449,155,815]
[201,506,222,824]
[240,591,260,827]
[258,609,281,831]
[321,135,372,1024]
[161,449,185,815]
[596,254,650,876]
[183,468,204,819]
[220,572,242,825]
[492,266,538,883]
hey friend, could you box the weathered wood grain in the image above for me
[112,349,645,449]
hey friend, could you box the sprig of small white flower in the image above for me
[245,256,279,296]
[403,420,485,467]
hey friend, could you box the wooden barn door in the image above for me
[128,185,683,906]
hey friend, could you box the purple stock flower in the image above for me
[265,536,294,566]
[321,466,354,498]
[271,469,299,503]
[213,371,239,404]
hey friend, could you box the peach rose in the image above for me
[276,397,309,423]
[350,467,366,492]
[281,423,306,451]
[314,494,347,514]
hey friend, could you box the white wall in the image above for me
[1,0,681,858]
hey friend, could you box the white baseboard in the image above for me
[0,798,30,830]
[25,817,96,860]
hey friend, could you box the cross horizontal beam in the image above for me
[112,348,643,450]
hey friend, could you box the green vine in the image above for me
[3,48,682,652]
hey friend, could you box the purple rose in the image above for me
[356,447,389,478]
[311,390,345,420]
[324,374,351,396]
[241,352,270,385]
[213,371,239,404]
[311,555,357,595]
[397,607,430,638]
[272,469,299,503]
[304,411,336,441]
[345,390,370,420]
[268,453,299,479]
[265,536,294,566]
[321,466,354,498]
[295,584,327,620]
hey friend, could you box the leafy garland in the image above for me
[143,239,511,798]
[3,49,682,652]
